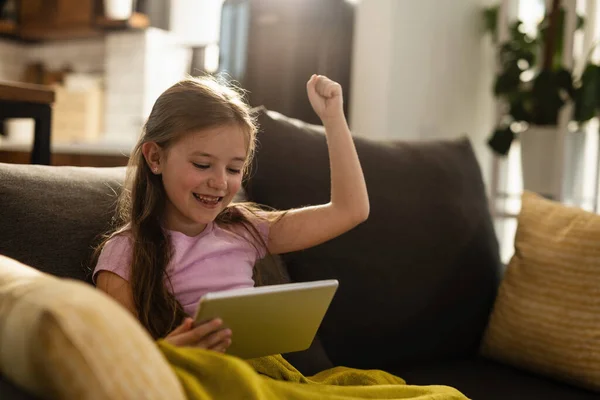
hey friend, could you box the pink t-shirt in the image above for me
[93,218,269,317]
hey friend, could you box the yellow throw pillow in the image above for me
[481,192,600,391]
[0,255,185,400]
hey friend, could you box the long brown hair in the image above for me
[94,76,278,339]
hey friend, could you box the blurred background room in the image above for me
[2,0,600,263]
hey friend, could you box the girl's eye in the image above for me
[193,163,209,170]
[228,168,242,175]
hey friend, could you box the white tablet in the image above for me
[193,279,339,359]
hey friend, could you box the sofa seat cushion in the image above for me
[243,108,503,370]
[395,357,598,400]
[0,255,185,400]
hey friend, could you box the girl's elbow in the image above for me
[360,205,370,223]
[352,202,370,225]
[334,200,370,226]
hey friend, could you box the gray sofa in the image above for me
[0,108,597,399]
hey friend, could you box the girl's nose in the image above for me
[208,173,227,191]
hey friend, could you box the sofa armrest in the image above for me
[0,374,39,400]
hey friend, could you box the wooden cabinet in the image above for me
[19,0,99,40]
[0,0,149,41]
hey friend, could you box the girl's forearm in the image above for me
[323,116,370,222]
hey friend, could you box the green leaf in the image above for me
[508,21,537,50]
[556,68,575,98]
[519,50,536,68]
[530,70,565,125]
[494,64,522,96]
[509,95,532,122]
[488,127,515,156]
[573,63,599,123]
[578,14,585,30]
[483,6,498,42]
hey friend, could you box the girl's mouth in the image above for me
[193,193,223,207]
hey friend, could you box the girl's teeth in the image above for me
[195,194,220,204]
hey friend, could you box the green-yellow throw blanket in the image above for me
[157,341,469,400]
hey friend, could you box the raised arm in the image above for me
[267,75,369,255]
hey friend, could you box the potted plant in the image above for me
[484,0,597,199]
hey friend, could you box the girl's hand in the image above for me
[164,317,232,352]
[307,74,345,124]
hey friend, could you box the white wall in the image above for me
[169,0,225,46]
[348,0,395,140]
[103,32,147,143]
[103,29,192,144]
[0,37,105,81]
[0,40,24,82]
[26,38,105,74]
[350,0,495,186]
[143,28,193,116]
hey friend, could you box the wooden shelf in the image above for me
[0,13,150,42]
[0,20,17,35]
[19,26,102,41]
[95,12,149,30]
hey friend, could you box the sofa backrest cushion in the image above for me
[243,108,503,369]
[0,163,125,283]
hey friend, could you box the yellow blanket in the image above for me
[157,341,469,400]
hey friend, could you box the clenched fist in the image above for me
[307,74,344,123]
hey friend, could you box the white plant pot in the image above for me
[562,130,587,205]
[519,125,562,199]
[104,0,134,20]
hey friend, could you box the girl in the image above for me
[93,73,370,351]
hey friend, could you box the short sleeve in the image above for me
[236,207,271,259]
[92,234,134,284]
[252,212,271,259]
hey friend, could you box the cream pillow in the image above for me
[0,255,185,400]
[481,192,600,392]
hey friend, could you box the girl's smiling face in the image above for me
[157,124,248,236]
